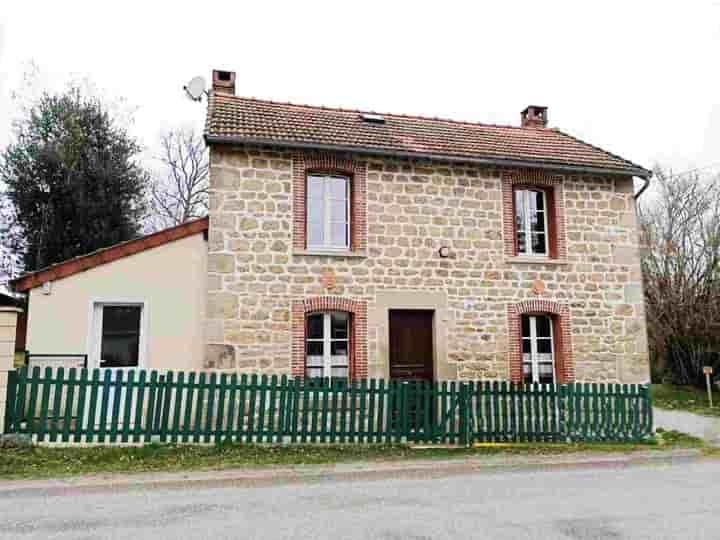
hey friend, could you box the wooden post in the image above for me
[703,366,714,408]
[0,307,22,434]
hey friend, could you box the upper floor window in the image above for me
[514,188,549,256]
[307,174,350,250]
[306,311,350,380]
[522,314,555,384]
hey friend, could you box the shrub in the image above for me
[664,336,720,387]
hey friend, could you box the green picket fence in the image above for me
[3,367,653,445]
[468,381,653,442]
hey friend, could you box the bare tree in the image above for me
[639,166,720,382]
[148,129,209,230]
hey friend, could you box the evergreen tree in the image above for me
[1,86,147,272]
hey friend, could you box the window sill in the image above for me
[505,256,569,266]
[293,249,367,259]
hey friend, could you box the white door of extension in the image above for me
[89,301,147,424]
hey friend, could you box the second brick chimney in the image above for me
[212,70,236,95]
[521,105,548,128]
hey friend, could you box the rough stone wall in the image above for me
[206,144,650,383]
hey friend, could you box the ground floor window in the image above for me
[522,314,555,384]
[306,311,350,379]
[90,302,144,369]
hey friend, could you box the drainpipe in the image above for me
[634,174,652,200]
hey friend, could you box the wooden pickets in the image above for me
[2,369,655,445]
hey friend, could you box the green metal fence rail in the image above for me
[3,367,653,445]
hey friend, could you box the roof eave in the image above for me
[10,217,209,293]
[204,134,652,178]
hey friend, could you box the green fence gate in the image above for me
[3,367,653,445]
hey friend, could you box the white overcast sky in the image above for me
[1,0,719,175]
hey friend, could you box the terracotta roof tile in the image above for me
[205,94,650,177]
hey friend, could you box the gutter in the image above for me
[204,135,652,179]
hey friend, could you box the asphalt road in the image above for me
[1,460,719,540]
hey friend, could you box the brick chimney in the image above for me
[212,70,236,95]
[521,105,548,128]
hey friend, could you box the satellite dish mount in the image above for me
[184,76,207,102]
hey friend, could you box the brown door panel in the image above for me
[389,310,434,381]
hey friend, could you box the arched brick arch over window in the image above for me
[507,299,574,383]
[292,153,367,251]
[291,296,368,379]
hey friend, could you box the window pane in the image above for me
[328,177,348,199]
[330,199,348,222]
[331,366,349,378]
[100,306,141,368]
[537,357,553,370]
[530,211,546,234]
[531,233,547,254]
[517,232,527,254]
[534,190,545,211]
[523,364,532,384]
[521,316,530,338]
[307,314,323,339]
[331,341,348,356]
[306,354,323,367]
[331,312,349,339]
[306,367,323,378]
[307,200,324,223]
[528,190,537,215]
[536,316,552,337]
[307,176,324,201]
[538,363,554,384]
[306,341,323,356]
[330,222,348,248]
[522,339,531,354]
[538,363,554,375]
[515,191,526,232]
[308,222,323,247]
[537,339,553,354]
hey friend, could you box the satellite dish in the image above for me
[184,76,207,102]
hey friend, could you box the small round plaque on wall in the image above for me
[532,278,545,295]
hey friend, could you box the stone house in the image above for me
[203,70,652,385]
[11,69,651,385]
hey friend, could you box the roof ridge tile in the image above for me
[211,93,535,131]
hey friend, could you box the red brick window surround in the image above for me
[291,296,368,379]
[292,154,367,252]
[502,170,567,259]
[507,300,574,383]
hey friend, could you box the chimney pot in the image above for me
[521,105,548,128]
[212,70,236,95]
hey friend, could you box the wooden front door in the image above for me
[389,310,434,382]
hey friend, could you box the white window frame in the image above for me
[515,189,550,256]
[522,315,555,384]
[86,298,149,370]
[305,311,350,379]
[307,173,351,250]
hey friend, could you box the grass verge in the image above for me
[0,435,704,480]
[652,384,720,417]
